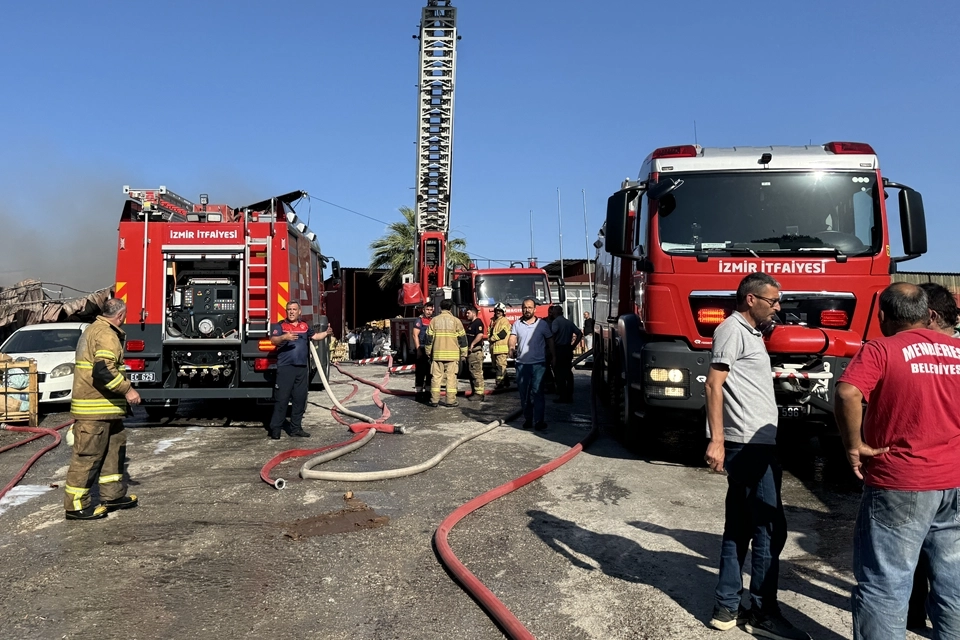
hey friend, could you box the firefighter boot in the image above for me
[65,504,109,521]
[103,495,139,512]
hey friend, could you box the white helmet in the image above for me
[494,302,506,313]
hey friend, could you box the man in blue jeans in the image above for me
[508,297,554,431]
[836,282,960,639]
[704,273,808,640]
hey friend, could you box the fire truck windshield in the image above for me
[476,274,551,307]
[657,171,881,256]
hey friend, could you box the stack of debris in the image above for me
[0,280,112,343]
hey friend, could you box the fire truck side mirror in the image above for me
[331,260,342,280]
[646,177,682,201]
[605,189,640,256]
[898,189,927,257]
[452,280,463,306]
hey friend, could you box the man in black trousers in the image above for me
[267,301,331,439]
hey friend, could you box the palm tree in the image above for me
[368,206,470,289]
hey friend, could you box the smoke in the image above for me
[0,159,275,294]
[0,173,124,293]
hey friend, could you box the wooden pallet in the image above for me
[0,359,39,426]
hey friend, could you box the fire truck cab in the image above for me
[595,142,927,433]
[450,263,554,362]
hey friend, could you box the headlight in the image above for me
[49,363,75,378]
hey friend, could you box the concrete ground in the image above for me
[0,366,933,640]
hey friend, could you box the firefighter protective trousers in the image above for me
[64,419,127,512]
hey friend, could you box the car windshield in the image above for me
[476,274,551,306]
[657,171,881,256]
[1,329,82,353]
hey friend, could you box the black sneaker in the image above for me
[289,429,311,438]
[269,430,281,440]
[709,605,745,631]
[522,419,532,430]
[743,607,810,640]
[427,401,440,408]
[103,495,139,512]
[534,421,548,431]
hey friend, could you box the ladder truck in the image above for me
[114,186,340,417]
[391,1,555,364]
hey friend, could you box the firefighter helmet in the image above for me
[494,302,506,313]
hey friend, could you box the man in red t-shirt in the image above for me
[836,282,960,638]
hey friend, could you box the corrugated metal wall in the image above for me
[895,272,960,289]
[894,272,960,300]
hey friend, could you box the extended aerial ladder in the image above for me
[402,0,459,306]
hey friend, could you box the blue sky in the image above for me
[1,0,957,291]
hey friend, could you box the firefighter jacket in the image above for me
[424,310,467,362]
[70,316,132,419]
[488,315,512,355]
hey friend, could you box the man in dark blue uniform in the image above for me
[268,301,332,439]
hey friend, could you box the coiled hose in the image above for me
[300,349,512,482]
[259,343,397,490]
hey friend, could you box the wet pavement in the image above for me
[0,365,932,639]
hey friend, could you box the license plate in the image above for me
[780,405,802,419]
[129,372,155,383]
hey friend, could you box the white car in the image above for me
[0,322,90,404]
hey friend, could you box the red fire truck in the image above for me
[114,186,339,414]
[448,263,553,361]
[594,142,927,432]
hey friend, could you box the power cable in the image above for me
[303,195,391,226]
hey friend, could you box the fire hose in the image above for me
[433,376,601,639]
[300,345,506,481]
[259,342,397,490]
[266,341,602,636]
[0,420,74,501]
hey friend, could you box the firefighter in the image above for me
[424,299,467,407]
[268,301,332,439]
[464,305,485,402]
[64,298,141,521]
[488,302,512,389]
[412,301,434,402]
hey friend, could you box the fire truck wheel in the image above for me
[400,339,410,364]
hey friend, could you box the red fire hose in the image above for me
[260,349,400,490]
[433,396,601,638]
[0,420,74,501]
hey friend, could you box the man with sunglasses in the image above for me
[705,273,808,640]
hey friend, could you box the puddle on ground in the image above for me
[281,496,389,539]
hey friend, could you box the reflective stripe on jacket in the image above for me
[70,316,131,419]
[424,310,467,362]
[488,316,512,354]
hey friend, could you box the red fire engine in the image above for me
[114,186,339,414]
[594,142,927,432]
[390,1,554,363]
